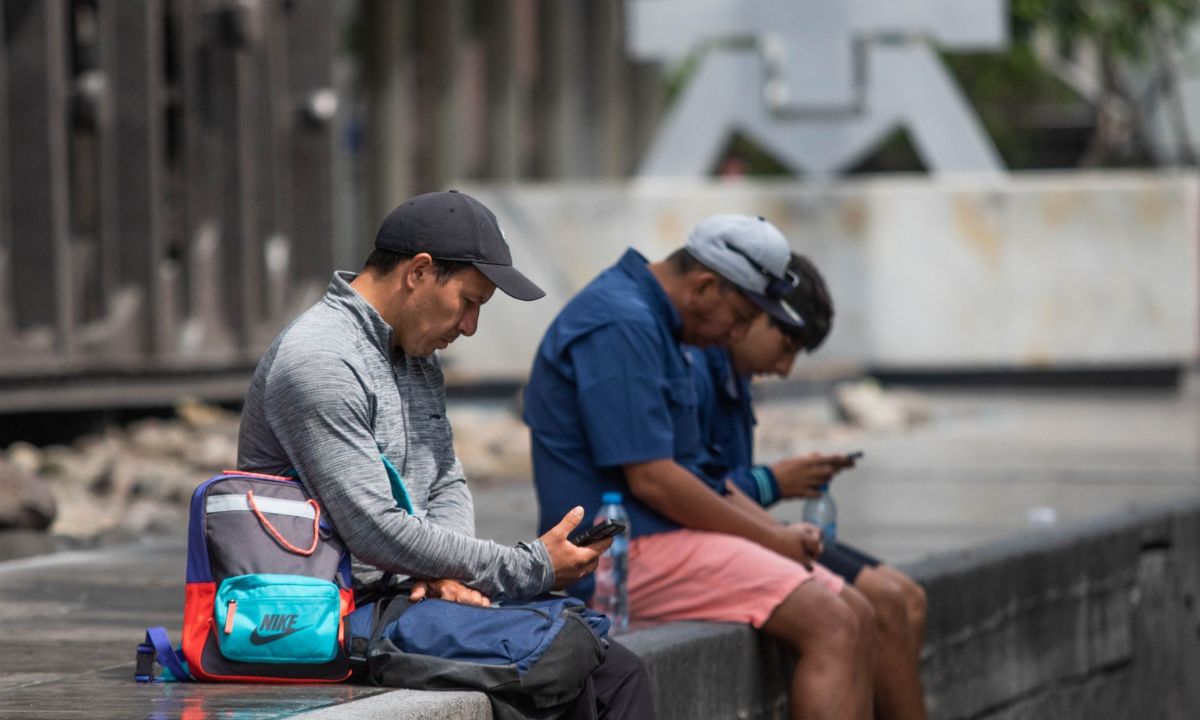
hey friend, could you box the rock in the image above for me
[447,405,532,487]
[67,434,120,492]
[176,396,240,430]
[113,454,202,504]
[183,432,238,471]
[5,441,44,475]
[128,418,192,459]
[121,498,188,536]
[39,444,77,478]
[50,493,119,540]
[0,461,58,530]
[832,379,931,432]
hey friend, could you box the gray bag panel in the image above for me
[203,477,346,584]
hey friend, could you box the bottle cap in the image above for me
[817,484,830,492]
[601,491,623,505]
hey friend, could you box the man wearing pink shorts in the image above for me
[525,216,877,719]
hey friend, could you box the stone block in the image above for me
[289,689,491,720]
[908,495,1200,719]
[620,621,791,720]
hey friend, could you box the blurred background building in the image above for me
[0,0,1197,413]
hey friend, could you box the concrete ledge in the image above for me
[618,621,791,720]
[909,495,1200,718]
[290,623,794,720]
[291,689,491,720]
[296,495,1200,719]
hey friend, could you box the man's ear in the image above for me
[679,271,719,314]
[405,253,436,290]
[691,271,723,300]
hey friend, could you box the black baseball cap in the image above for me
[374,190,545,301]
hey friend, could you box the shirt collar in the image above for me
[714,349,741,401]
[322,270,397,360]
[715,348,755,408]
[616,248,683,338]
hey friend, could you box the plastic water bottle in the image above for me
[591,491,631,634]
[802,484,837,549]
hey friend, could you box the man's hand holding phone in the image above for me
[540,506,614,590]
[771,451,862,499]
[570,518,626,547]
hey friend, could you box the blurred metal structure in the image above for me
[0,0,669,411]
[628,0,1009,177]
[356,0,665,226]
[0,0,338,410]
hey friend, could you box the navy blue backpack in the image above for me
[349,590,610,720]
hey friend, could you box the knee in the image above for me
[773,586,861,655]
[904,581,928,632]
[817,593,864,655]
[608,640,650,684]
[870,580,911,638]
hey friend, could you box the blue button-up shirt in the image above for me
[524,249,720,556]
[689,345,782,506]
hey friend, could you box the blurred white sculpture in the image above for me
[627,0,1010,177]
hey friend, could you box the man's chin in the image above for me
[399,342,439,359]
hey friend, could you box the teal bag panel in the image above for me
[215,574,341,665]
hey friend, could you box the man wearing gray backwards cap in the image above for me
[525,215,875,720]
[238,191,654,719]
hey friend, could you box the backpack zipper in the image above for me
[223,600,238,634]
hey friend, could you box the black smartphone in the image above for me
[570,519,626,547]
[845,450,864,461]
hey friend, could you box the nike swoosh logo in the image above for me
[248,624,312,645]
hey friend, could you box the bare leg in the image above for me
[855,566,928,720]
[838,585,877,719]
[880,566,927,657]
[760,581,866,720]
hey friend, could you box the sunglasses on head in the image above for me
[724,243,800,300]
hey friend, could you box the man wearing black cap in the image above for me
[237,191,654,718]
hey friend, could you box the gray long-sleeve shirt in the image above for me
[237,271,554,600]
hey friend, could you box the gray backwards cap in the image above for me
[374,190,545,301]
[685,214,804,327]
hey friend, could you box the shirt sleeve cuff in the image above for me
[750,465,781,507]
[526,539,556,595]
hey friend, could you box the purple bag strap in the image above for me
[137,627,191,682]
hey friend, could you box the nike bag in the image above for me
[136,471,354,683]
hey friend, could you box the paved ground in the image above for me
[0,540,392,719]
[2,387,1198,718]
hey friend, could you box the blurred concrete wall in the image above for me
[445,173,1200,381]
[911,497,1200,718]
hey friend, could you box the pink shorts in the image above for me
[622,529,846,629]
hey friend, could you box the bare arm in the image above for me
[724,479,783,527]
[623,458,815,566]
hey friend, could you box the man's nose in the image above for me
[458,306,480,337]
[774,353,796,377]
